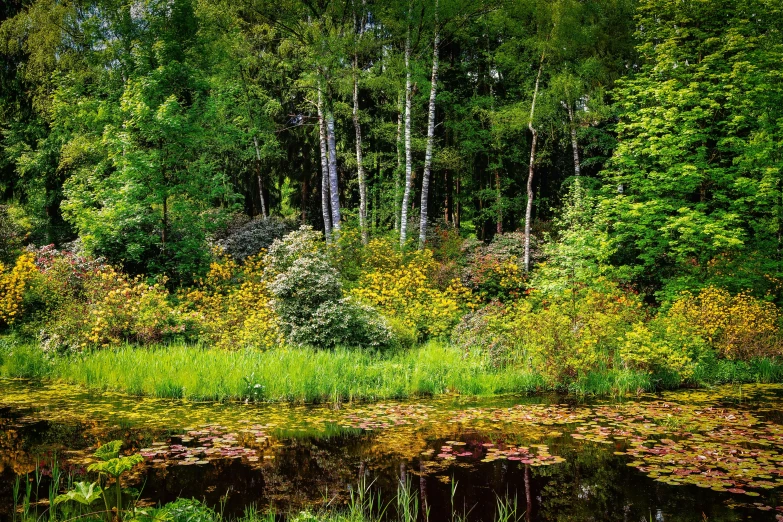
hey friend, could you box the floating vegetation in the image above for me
[6,379,783,518]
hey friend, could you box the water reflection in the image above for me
[2,380,783,520]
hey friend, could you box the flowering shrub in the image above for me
[267,227,394,349]
[520,283,645,382]
[0,253,37,326]
[666,286,781,360]
[40,263,194,352]
[618,321,704,377]
[461,232,528,301]
[352,247,473,339]
[181,253,281,350]
[214,216,296,261]
[451,301,523,366]
[453,280,645,384]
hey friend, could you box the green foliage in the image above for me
[600,0,783,298]
[93,440,123,461]
[53,482,103,507]
[267,227,394,349]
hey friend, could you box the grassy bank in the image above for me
[2,340,783,403]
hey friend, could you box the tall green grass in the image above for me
[3,338,783,403]
[2,341,546,402]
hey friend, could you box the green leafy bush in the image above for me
[214,215,296,261]
[266,227,394,349]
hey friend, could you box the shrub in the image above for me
[267,227,394,349]
[665,286,781,360]
[352,246,473,339]
[618,321,703,378]
[520,283,645,383]
[453,280,645,384]
[181,253,281,350]
[19,247,194,352]
[0,253,37,326]
[0,205,29,263]
[451,301,522,367]
[214,215,296,261]
[461,232,528,302]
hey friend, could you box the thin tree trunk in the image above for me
[399,21,413,248]
[495,169,502,234]
[317,88,332,241]
[253,137,268,219]
[524,49,546,272]
[567,103,581,177]
[455,176,461,229]
[418,0,439,249]
[394,97,403,232]
[326,112,341,232]
[353,19,368,245]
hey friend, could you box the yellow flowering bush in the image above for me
[181,252,282,350]
[517,284,645,382]
[0,253,37,326]
[84,268,188,346]
[667,286,781,360]
[619,322,701,377]
[352,247,472,338]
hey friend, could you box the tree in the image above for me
[600,0,783,298]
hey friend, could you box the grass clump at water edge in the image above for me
[1,341,546,402]
[3,339,783,403]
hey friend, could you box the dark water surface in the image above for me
[2,379,783,521]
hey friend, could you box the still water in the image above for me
[2,379,783,521]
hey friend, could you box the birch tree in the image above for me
[524,48,546,272]
[353,8,368,244]
[399,11,413,248]
[418,0,440,249]
[317,87,332,241]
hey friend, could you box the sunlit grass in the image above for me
[1,341,546,402]
[3,338,783,402]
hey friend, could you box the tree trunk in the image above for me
[317,88,332,241]
[399,24,413,248]
[418,0,439,249]
[326,112,341,232]
[353,60,368,245]
[353,13,368,245]
[495,169,503,234]
[253,137,268,219]
[567,103,581,177]
[524,49,545,273]
[394,97,403,232]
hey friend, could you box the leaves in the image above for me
[53,481,103,506]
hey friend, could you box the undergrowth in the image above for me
[3,339,783,403]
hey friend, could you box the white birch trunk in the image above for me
[394,95,403,232]
[399,24,413,248]
[252,136,268,220]
[353,11,368,245]
[317,88,332,241]
[567,103,581,177]
[353,60,368,245]
[418,0,439,249]
[326,112,341,232]
[524,50,546,273]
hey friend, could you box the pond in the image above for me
[2,379,783,521]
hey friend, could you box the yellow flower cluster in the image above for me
[84,268,181,346]
[352,248,471,338]
[0,253,36,325]
[668,286,780,359]
[183,252,281,349]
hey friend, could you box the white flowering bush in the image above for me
[266,227,394,349]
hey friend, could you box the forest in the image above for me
[2,0,783,520]
[2,0,783,392]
